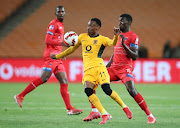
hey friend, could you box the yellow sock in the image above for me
[110,90,126,108]
[89,94,107,115]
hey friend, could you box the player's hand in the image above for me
[61,42,70,47]
[120,34,125,45]
[113,27,120,36]
[50,54,56,59]
[61,57,66,61]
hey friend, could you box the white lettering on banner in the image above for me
[157,61,171,82]
[176,61,180,69]
[0,63,13,80]
[143,61,155,82]
[133,61,141,82]
[176,61,180,80]
[14,65,42,77]
[69,61,83,81]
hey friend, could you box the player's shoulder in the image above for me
[128,31,138,38]
[79,33,88,36]
[79,33,88,38]
[48,18,58,25]
[98,35,109,40]
[99,34,105,38]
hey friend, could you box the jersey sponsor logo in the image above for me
[86,45,92,51]
[49,25,54,30]
[93,40,98,44]
[114,47,127,55]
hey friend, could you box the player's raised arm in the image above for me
[107,27,120,46]
[121,34,138,60]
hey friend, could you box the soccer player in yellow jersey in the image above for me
[51,18,132,124]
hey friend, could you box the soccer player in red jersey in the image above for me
[84,14,156,123]
[14,5,84,115]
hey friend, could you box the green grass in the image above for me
[0,83,180,128]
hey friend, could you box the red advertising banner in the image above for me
[0,58,180,83]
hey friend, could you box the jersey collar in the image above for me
[89,34,99,38]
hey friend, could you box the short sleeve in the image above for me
[46,22,58,36]
[130,34,139,49]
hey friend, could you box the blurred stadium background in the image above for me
[0,0,180,128]
[0,0,180,58]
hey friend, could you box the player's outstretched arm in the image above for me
[61,42,70,47]
[51,42,81,59]
[120,35,138,60]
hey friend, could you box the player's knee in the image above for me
[41,76,49,83]
[59,78,68,84]
[127,88,137,97]
[84,88,94,97]
[101,83,112,96]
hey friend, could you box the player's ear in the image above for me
[128,21,132,25]
[96,26,100,30]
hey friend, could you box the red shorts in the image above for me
[43,60,65,75]
[107,66,134,84]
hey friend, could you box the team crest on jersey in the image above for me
[93,40,98,44]
[49,25,54,30]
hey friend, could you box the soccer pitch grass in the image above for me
[0,83,180,128]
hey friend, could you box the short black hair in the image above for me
[91,18,101,27]
[56,5,64,11]
[120,14,132,23]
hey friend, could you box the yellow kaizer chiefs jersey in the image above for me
[79,33,118,71]
[56,33,119,71]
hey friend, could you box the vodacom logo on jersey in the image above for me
[0,63,13,80]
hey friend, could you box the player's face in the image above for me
[87,20,99,36]
[119,17,128,32]
[55,7,65,22]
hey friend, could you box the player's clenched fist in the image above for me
[113,27,120,35]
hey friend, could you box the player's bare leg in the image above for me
[125,81,156,123]
[14,70,51,107]
[55,72,84,115]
